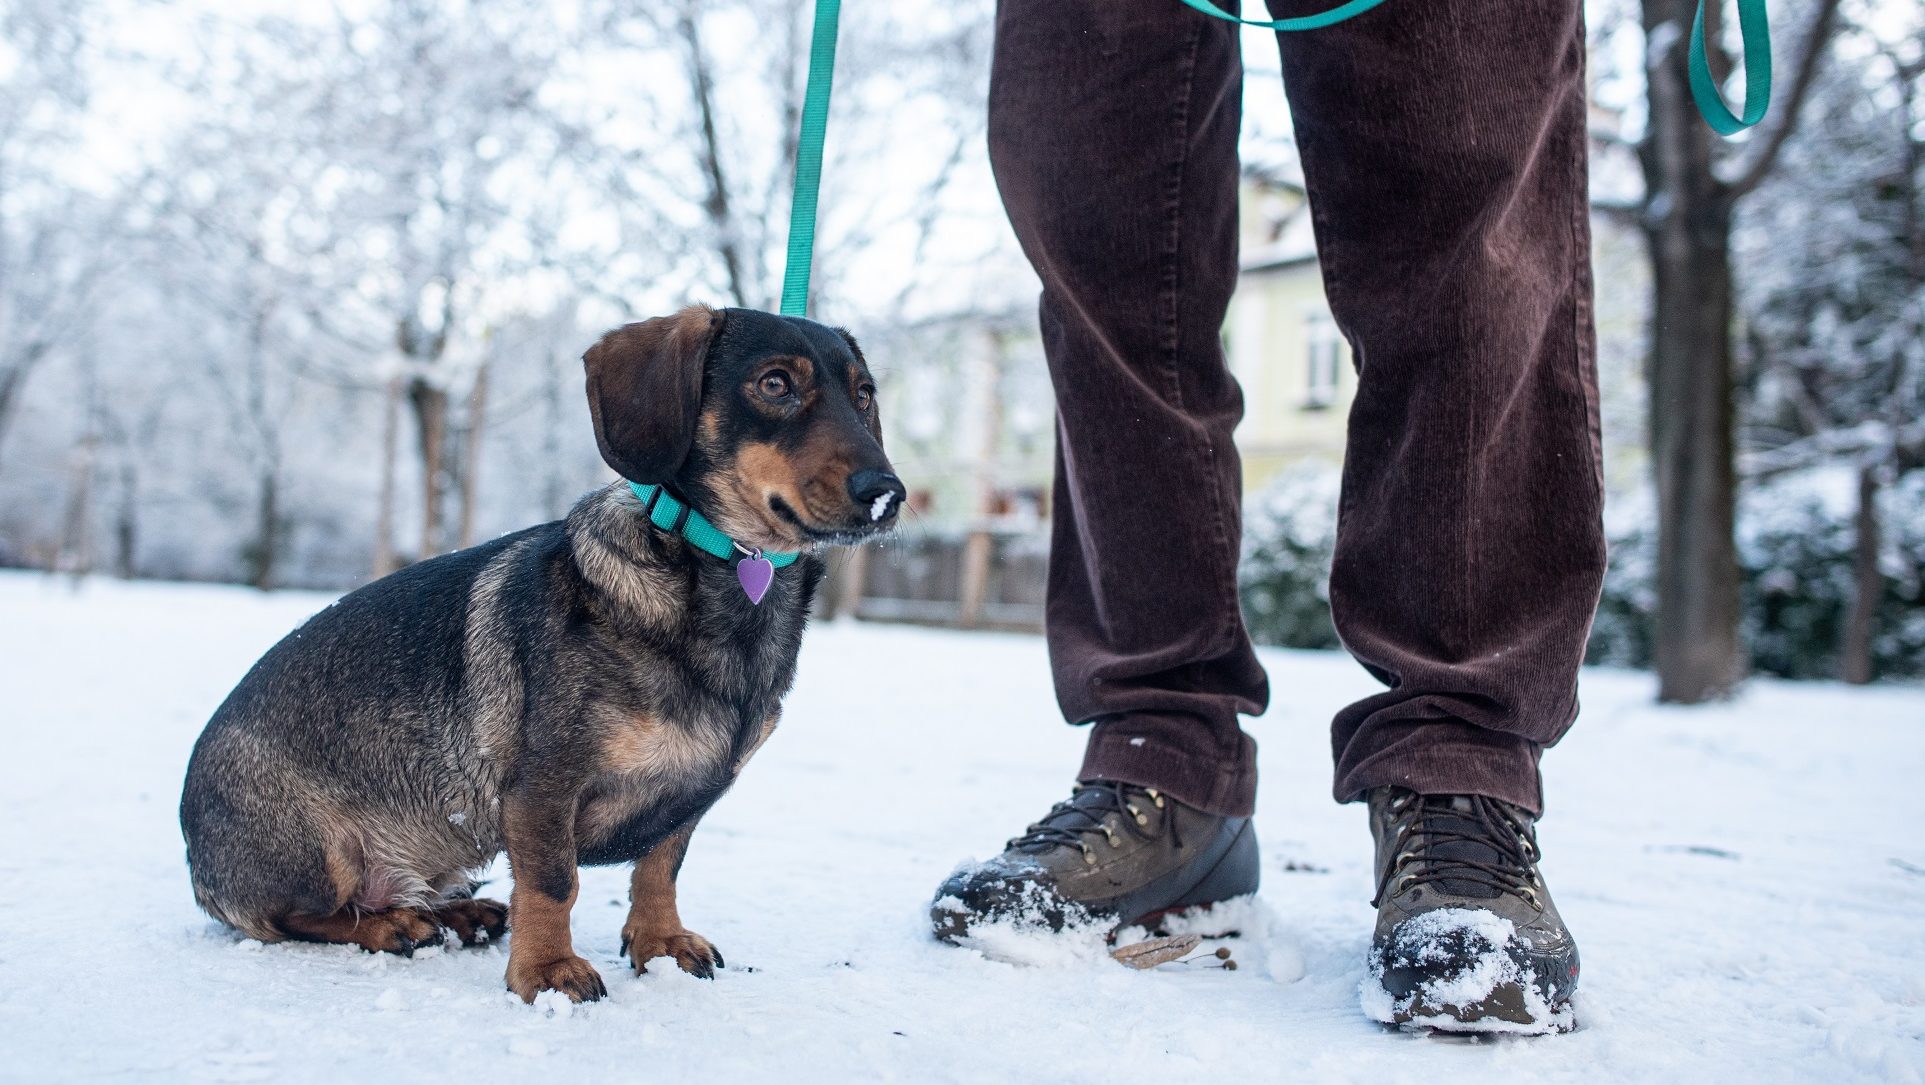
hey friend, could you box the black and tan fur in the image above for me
[180,305,903,1002]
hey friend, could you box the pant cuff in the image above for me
[1335,733,1545,816]
[1079,718,1257,818]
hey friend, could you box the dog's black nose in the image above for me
[847,469,907,523]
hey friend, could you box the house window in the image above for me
[1303,308,1342,409]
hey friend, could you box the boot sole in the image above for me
[1390,983,1576,1034]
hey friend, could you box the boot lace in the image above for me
[1372,792,1541,908]
[1008,781,1178,864]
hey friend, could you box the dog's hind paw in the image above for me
[621,926,724,979]
[433,897,508,946]
[506,954,607,1004]
[282,906,445,957]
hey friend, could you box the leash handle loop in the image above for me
[1174,0,1391,32]
[781,0,842,317]
[1174,0,1772,135]
[1688,0,1773,136]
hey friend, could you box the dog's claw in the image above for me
[622,928,722,979]
[506,954,607,1004]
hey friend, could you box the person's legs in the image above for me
[928,0,1267,939]
[1266,0,1604,813]
[1265,0,1602,1028]
[993,0,1269,815]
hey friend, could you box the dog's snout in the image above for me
[847,469,906,522]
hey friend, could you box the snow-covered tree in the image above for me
[1738,11,1925,682]
[0,1,116,469]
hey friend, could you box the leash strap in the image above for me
[1174,0,1390,32]
[781,0,842,317]
[1174,0,1772,135]
[1689,0,1772,135]
[631,483,801,567]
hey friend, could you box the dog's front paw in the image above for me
[506,954,607,1003]
[621,924,724,979]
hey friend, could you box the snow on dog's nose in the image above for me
[847,469,905,524]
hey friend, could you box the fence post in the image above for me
[959,527,991,628]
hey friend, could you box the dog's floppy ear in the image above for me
[584,305,724,484]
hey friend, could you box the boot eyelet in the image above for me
[1398,874,1415,890]
[1082,849,1097,865]
[1135,813,1150,826]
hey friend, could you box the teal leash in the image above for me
[1174,0,1390,33]
[1689,0,1772,136]
[781,0,842,317]
[1174,0,1773,135]
[651,0,833,599]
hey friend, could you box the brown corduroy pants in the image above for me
[989,0,1605,818]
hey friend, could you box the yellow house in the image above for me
[1226,174,1353,491]
[1227,152,1649,499]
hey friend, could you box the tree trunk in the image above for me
[541,348,568,521]
[1642,0,1745,702]
[409,376,449,561]
[374,374,403,577]
[249,468,280,591]
[57,432,97,578]
[0,346,49,472]
[0,365,26,471]
[456,360,490,551]
[1840,464,1880,684]
[1645,212,1744,701]
[113,459,138,579]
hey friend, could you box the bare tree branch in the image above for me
[1726,0,1845,198]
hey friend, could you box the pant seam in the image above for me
[1564,15,1604,733]
[1159,17,1243,680]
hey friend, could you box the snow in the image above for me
[2,571,1923,1082]
[870,491,895,521]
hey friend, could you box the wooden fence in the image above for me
[822,526,1049,632]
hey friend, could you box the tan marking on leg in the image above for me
[502,796,605,1003]
[620,826,721,978]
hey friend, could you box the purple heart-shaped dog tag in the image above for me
[736,552,775,605]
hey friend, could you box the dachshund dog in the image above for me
[180,305,904,1002]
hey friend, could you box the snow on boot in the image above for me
[930,781,1258,945]
[1361,787,1579,1033]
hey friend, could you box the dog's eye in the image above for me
[854,383,874,411]
[757,371,793,400]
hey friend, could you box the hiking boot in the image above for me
[930,781,1259,943]
[1363,787,1579,1033]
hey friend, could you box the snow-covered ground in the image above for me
[2,571,1921,1083]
